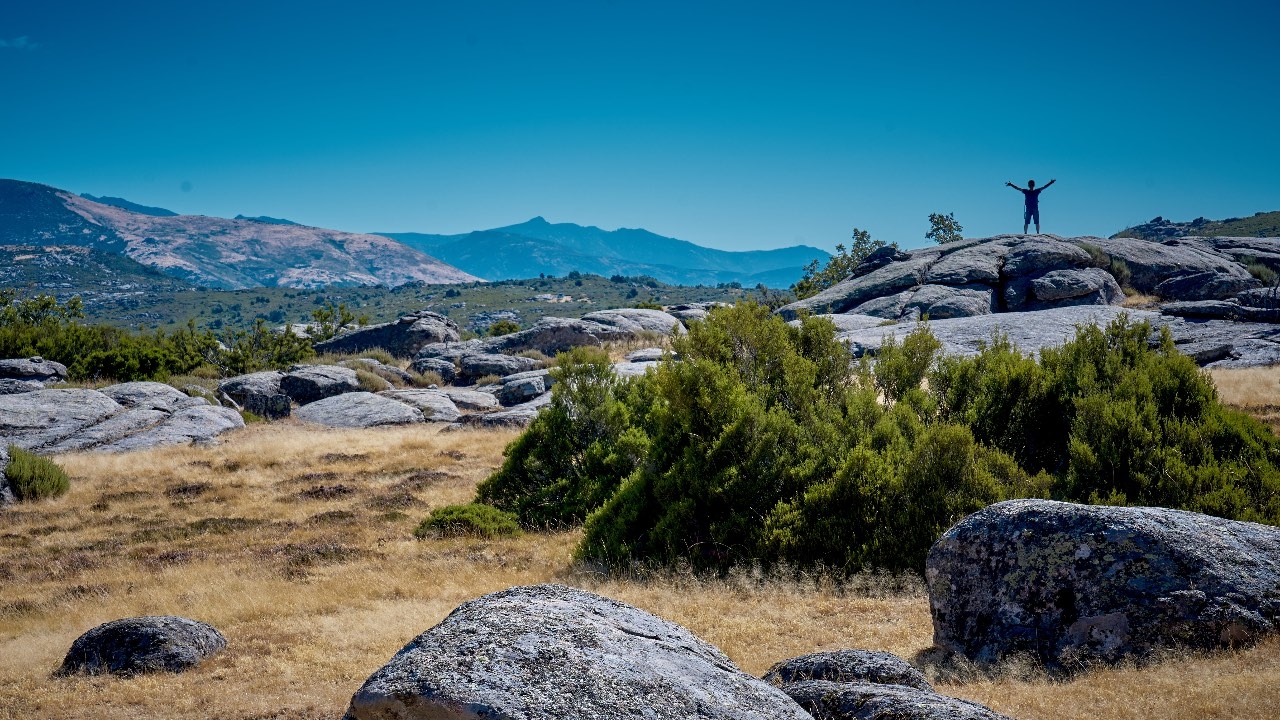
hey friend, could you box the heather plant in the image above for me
[5,446,70,501]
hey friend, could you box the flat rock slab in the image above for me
[613,361,658,378]
[582,308,687,334]
[99,381,207,412]
[379,390,462,422]
[462,392,552,428]
[438,387,500,411]
[294,392,424,428]
[764,649,932,691]
[343,584,810,720]
[625,347,667,362]
[58,616,226,676]
[0,356,68,383]
[459,353,540,381]
[782,680,1012,720]
[926,499,1280,667]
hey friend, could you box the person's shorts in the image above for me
[1024,207,1040,225]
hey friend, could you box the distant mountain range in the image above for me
[379,217,829,287]
[1115,211,1280,241]
[0,180,478,290]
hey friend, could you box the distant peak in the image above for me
[526,216,548,224]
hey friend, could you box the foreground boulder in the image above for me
[217,370,291,419]
[763,649,932,691]
[57,616,226,676]
[926,499,1280,667]
[0,387,243,453]
[343,584,810,720]
[294,392,424,428]
[313,310,460,358]
[782,680,1012,720]
[280,364,359,404]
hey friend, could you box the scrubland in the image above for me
[2,420,1279,719]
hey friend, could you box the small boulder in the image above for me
[379,390,462,423]
[782,680,1012,720]
[342,584,810,720]
[625,347,667,362]
[313,310,460,358]
[0,356,68,384]
[438,387,501,411]
[294,392,425,428]
[57,616,226,676]
[280,365,359,405]
[1030,267,1124,304]
[496,375,545,406]
[926,499,1280,667]
[218,371,291,419]
[763,649,932,691]
[458,353,540,382]
[410,356,458,383]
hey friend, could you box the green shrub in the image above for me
[414,503,522,539]
[354,368,390,392]
[872,324,942,402]
[5,445,70,501]
[1078,243,1133,290]
[1247,262,1278,286]
[791,228,892,300]
[488,319,521,337]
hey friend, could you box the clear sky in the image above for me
[2,1,1277,252]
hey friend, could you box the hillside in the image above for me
[381,216,827,287]
[80,193,178,217]
[0,180,479,290]
[0,244,195,297]
[1114,211,1280,241]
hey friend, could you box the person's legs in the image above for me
[1023,208,1032,234]
[1032,209,1041,233]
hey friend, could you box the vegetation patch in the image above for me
[5,446,70,502]
[414,503,522,539]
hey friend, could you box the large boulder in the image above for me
[409,356,458,383]
[438,387,501,411]
[342,584,811,720]
[778,250,940,319]
[1001,237,1092,277]
[1029,267,1124,305]
[99,381,207,412]
[294,392,425,428]
[1078,236,1259,300]
[57,616,226,676]
[496,374,546,406]
[458,353,540,382]
[926,499,1280,667]
[0,356,68,384]
[90,405,244,453]
[313,310,460,358]
[781,680,1012,720]
[379,390,462,423]
[462,392,552,428]
[582,308,687,335]
[218,371,291,419]
[0,389,127,450]
[280,365,359,405]
[763,649,932,691]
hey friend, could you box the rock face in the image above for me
[926,499,1280,667]
[462,392,552,428]
[294,392,424,428]
[342,584,810,720]
[280,365,359,405]
[414,312,670,362]
[57,616,226,676]
[0,378,44,395]
[0,356,68,384]
[763,650,932,691]
[582,308,687,335]
[217,371,291,419]
[409,356,458,383]
[0,387,244,453]
[458,353,540,383]
[314,311,461,358]
[379,390,462,423]
[781,680,1012,720]
[1082,236,1259,300]
[496,374,546,406]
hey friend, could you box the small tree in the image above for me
[926,212,964,244]
[791,227,892,300]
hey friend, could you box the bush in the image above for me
[354,368,390,392]
[414,503,522,539]
[925,212,964,244]
[5,446,70,501]
[488,319,521,336]
[791,228,891,300]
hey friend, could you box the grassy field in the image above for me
[3,418,1279,719]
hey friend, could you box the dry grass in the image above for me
[1120,292,1161,308]
[1209,365,1280,433]
[2,422,1278,719]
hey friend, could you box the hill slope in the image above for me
[381,216,827,287]
[1114,211,1280,241]
[0,180,480,290]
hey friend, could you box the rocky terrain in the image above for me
[1116,211,1280,242]
[0,179,479,289]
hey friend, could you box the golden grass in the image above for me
[1209,365,1280,433]
[2,422,1278,719]
[1120,292,1161,309]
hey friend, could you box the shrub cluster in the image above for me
[473,303,1280,574]
[5,445,70,501]
[414,503,522,539]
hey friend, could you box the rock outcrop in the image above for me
[781,680,1012,720]
[458,353,541,383]
[378,390,462,422]
[217,371,291,419]
[409,356,457,383]
[582,308,687,335]
[342,584,810,720]
[0,356,67,384]
[926,499,1280,667]
[0,387,243,453]
[314,311,461,358]
[763,649,933,691]
[1082,236,1259,300]
[280,365,359,405]
[294,392,425,428]
[57,616,227,676]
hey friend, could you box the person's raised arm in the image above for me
[1042,179,1057,190]
[1006,181,1025,191]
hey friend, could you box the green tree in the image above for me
[926,212,964,244]
[310,302,356,342]
[791,228,891,300]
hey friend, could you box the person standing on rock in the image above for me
[1006,178,1056,234]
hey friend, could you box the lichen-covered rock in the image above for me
[782,680,1012,720]
[294,392,424,428]
[93,405,244,453]
[99,381,208,412]
[1001,237,1092,277]
[313,310,460,358]
[57,616,226,676]
[0,378,43,395]
[778,250,939,319]
[0,356,68,384]
[0,389,125,450]
[763,650,932,691]
[926,499,1280,667]
[1079,236,1258,300]
[280,365,359,405]
[582,308,687,335]
[379,390,462,422]
[904,284,995,319]
[218,371,291,419]
[342,584,810,720]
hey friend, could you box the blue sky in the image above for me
[2,1,1277,252]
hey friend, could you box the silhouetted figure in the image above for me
[1006,178,1056,234]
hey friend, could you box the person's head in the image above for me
[1028,179,1036,188]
